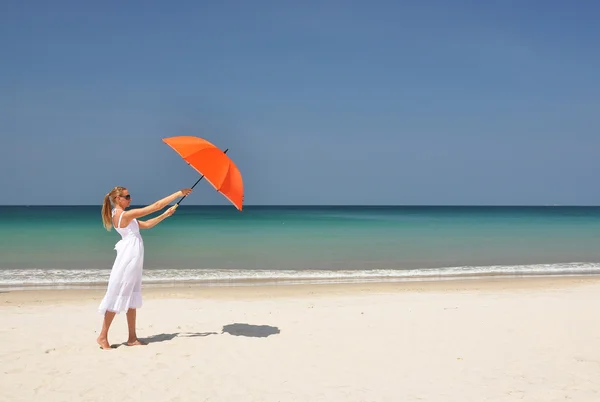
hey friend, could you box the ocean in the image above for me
[1,205,599,289]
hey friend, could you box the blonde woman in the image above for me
[97,186,192,349]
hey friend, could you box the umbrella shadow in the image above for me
[141,331,218,344]
[111,324,280,348]
[221,323,280,338]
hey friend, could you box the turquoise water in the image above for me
[1,206,599,288]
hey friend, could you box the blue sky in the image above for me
[1,1,599,206]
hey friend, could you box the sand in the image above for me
[1,276,600,401]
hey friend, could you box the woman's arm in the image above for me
[120,189,192,227]
[126,189,190,219]
[138,205,177,229]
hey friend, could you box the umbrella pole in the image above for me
[175,148,229,206]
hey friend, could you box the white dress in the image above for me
[98,208,144,314]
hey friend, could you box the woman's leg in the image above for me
[126,308,145,346]
[97,311,116,349]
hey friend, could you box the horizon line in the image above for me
[0,204,599,207]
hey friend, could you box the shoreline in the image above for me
[2,274,599,305]
[2,261,599,292]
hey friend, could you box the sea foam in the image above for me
[1,262,599,290]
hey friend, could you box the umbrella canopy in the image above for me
[162,136,244,211]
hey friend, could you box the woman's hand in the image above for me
[180,188,193,197]
[166,205,178,217]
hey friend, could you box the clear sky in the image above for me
[1,1,599,206]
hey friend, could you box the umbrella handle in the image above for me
[174,148,229,206]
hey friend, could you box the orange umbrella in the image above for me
[162,136,244,211]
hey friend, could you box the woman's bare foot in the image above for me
[127,338,146,346]
[97,336,111,350]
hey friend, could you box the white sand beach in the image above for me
[1,276,600,401]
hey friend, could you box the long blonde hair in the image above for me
[101,186,127,231]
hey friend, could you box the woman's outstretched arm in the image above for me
[120,189,191,227]
[137,205,178,229]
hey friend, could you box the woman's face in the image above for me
[117,189,131,208]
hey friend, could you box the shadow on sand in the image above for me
[139,323,280,344]
[103,332,218,349]
[103,323,281,348]
[142,331,218,344]
[221,323,280,338]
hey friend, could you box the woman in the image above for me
[96,186,192,350]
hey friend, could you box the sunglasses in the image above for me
[120,194,131,200]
